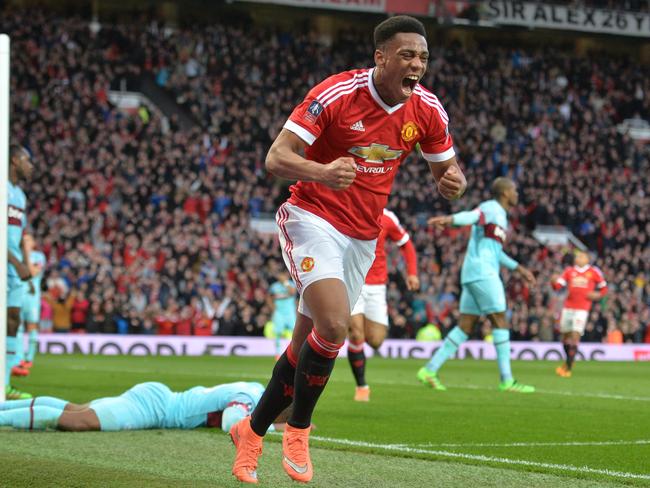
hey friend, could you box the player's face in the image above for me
[13,150,33,180]
[506,183,519,206]
[374,33,428,104]
[574,252,589,267]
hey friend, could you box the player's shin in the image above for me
[425,326,468,373]
[493,328,513,382]
[564,343,578,370]
[0,406,63,430]
[26,329,38,363]
[249,345,297,436]
[5,336,18,385]
[0,396,67,411]
[288,329,342,429]
[347,340,366,387]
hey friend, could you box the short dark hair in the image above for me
[10,144,28,160]
[491,177,515,198]
[374,15,426,49]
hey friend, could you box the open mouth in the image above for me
[401,75,419,95]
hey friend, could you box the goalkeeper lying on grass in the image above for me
[0,381,288,433]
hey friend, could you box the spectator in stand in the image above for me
[0,9,647,343]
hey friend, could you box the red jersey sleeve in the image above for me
[416,89,455,163]
[283,71,363,146]
[383,209,417,276]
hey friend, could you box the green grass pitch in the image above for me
[2,354,649,487]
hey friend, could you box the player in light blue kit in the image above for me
[6,145,34,400]
[269,271,297,357]
[17,239,46,373]
[417,177,537,393]
[0,381,288,433]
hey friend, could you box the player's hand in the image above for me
[516,266,536,287]
[406,275,420,291]
[321,157,357,190]
[550,274,560,284]
[428,215,453,229]
[22,233,35,253]
[586,291,601,301]
[437,165,466,200]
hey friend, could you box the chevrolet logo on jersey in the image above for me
[348,144,403,164]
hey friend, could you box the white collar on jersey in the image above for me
[368,67,405,115]
[574,265,591,273]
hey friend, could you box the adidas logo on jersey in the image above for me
[350,120,365,132]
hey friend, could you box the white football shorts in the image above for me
[559,308,589,335]
[351,284,388,326]
[276,203,376,319]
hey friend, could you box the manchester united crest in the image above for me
[401,121,419,142]
[301,257,315,272]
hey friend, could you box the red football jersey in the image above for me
[284,68,454,240]
[553,265,608,311]
[365,209,417,285]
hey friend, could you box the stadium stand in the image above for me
[2,8,648,342]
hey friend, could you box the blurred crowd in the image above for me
[2,9,648,342]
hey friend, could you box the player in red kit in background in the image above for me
[551,250,608,377]
[229,15,466,484]
[348,208,419,402]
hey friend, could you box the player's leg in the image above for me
[232,313,311,484]
[283,278,350,482]
[487,310,535,393]
[347,312,367,395]
[418,285,477,390]
[11,323,28,377]
[5,301,30,399]
[556,309,579,377]
[24,320,40,368]
[0,396,68,411]
[57,409,101,431]
[0,405,64,430]
[272,311,284,358]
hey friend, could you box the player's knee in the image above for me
[316,315,348,343]
[365,328,387,349]
[348,321,365,343]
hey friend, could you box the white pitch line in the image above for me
[306,434,650,481]
[411,439,650,448]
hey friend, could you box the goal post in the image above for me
[0,34,10,401]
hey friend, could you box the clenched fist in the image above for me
[438,165,466,200]
[321,156,357,190]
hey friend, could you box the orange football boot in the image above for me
[282,424,313,482]
[354,386,370,402]
[230,417,263,484]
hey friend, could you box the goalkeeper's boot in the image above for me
[417,367,447,391]
[5,386,32,400]
[499,379,535,393]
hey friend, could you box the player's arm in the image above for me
[266,129,357,190]
[398,240,419,291]
[500,252,536,286]
[428,157,466,201]
[8,251,31,281]
[428,207,480,229]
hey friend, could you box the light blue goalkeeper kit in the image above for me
[0,382,266,433]
[21,250,46,323]
[7,181,27,306]
[422,199,523,385]
[6,181,28,388]
[270,280,297,335]
[454,199,519,315]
